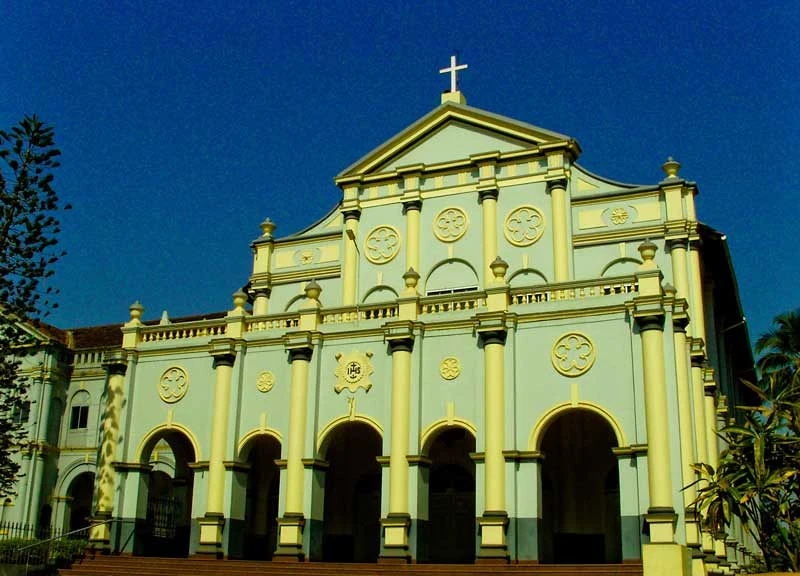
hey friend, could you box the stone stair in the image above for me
[59,555,643,576]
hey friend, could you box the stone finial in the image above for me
[259,218,276,239]
[159,310,171,325]
[232,290,248,311]
[129,301,144,323]
[403,267,420,290]
[638,239,658,263]
[663,283,676,296]
[305,279,322,301]
[661,157,681,179]
[490,256,509,282]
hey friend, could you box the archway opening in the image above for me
[241,435,281,560]
[539,410,621,563]
[138,430,196,557]
[64,472,95,533]
[321,421,382,562]
[425,427,476,563]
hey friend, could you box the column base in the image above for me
[380,513,411,563]
[689,546,706,576]
[645,506,678,543]
[196,513,225,558]
[477,511,509,563]
[274,513,306,561]
[642,542,690,576]
[87,511,112,554]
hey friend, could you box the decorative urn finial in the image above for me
[305,279,322,301]
[403,267,420,290]
[490,256,509,281]
[259,218,276,238]
[129,301,144,322]
[638,239,658,262]
[662,157,681,179]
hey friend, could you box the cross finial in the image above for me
[439,54,468,93]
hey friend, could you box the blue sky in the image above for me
[1,1,797,346]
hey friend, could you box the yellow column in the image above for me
[478,325,509,561]
[634,241,688,576]
[669,304,704,574]
[382,333,414,560]
[88,351,127,551]
[688,242,706,343]
[478,189,499,289]
[276,342,313,559]
[342,209,361,306]
[547,178,570,282]
[691,353,715,559]
[403,201,421,274]
[198,341,236,555]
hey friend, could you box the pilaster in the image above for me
[89,350,128,552]
[342,208,361,306]
[197,338,238,557]
[546,178,570,282]
[275,332,315,560]
[250,218,276,315]
[381,322,415,562]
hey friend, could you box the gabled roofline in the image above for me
[335,101,580,182]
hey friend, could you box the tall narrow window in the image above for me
[69,391,90,430]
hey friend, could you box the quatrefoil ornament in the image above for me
[159,366,189,403]
[551,333,596,377]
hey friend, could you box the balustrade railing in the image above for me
[140,320,227,343]
[245,313,300,333]
[509,276,638,307]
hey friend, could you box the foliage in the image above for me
[691,309,800,572]
[0,115,67,497]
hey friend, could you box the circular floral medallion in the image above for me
[610,207,629,225]
[504,205,545,246]
[364,225,401,264]
[158,366,189,403]
[551,332,596,377]
[256,371,275,393]
[439,357,461,380]
[433,207,469,242]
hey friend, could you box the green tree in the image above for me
[692,310,800,572]
[0,115,67,497]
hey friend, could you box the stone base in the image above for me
[380,512,411,562]
[274,513,306,561]
[642,542,689,576]
[196,513,225,558]
[477,511,509,563]
[87,512,112,554]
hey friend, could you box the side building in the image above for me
[6,87,755,575]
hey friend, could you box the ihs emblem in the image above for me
[334,351,375,394]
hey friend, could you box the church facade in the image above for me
[7,81,756,575]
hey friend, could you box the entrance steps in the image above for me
[60,555,643,576]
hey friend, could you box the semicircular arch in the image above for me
[237,427,283,460]
[134,423,202,463]
[420,418,477,456]
[316,415,383,456]
[600,257,642,277]
[528,401,627,451]
[424,258,479,294]
[508,267,548,286]
[362,285,399,304]
[56,459,97,496]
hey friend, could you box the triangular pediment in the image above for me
[336,102,573,180]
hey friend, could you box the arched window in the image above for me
[69,391,90,430]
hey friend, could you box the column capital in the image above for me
[665,235,689,250]
[475,311,509,337]
[478,329,507,346]
[102,350,128,375]
[477,187,499,203]
[287,346,313,363]
[387,338,414,354]
[545,178,568,192]
[636,314,665,332]
[342,208,362,221]
[401,199,422,214]
[209,338,238,367]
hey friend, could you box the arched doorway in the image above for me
[137,430,196,557]
[424,427,476,563]
[320,421,382,562]
[64,472,95,533]
[241,435,281,559]
[539,410,621,563]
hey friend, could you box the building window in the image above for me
[12,401,31,425]
[69,391,90,430]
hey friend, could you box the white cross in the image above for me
[439,54,468,93]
